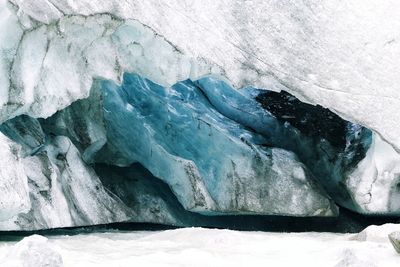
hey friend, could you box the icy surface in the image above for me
[0,9,199,124]
[0,235,63,267]
[346,135,400,214]
[0,72,353,230]
[2,71,398,230]
[0,71,399,229]
[97,73,335,216]
[0,116,133,230]
[388,231,400,254]
[354,223,400,243]
[1,227,399,267]
[0,133,30,222]
[0,114,214,230]
[195,77,375,214]
[1,0,400,153]
[0,0,399,226]
[0,133,219,230]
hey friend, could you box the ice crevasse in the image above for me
[0,0,399,230]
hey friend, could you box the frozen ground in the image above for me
[0,226,398,267]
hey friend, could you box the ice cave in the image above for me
[0,0,399,266]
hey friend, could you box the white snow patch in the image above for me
[0,235,63,267]
[354,223,400,243]
[1,227,398,267]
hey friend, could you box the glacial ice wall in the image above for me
[97,73,336,216]
[0,0,399,230]
[1,0,399,153]
[0,116,133,230]
[0,71,399,230]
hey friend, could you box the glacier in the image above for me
[0,0,399,152]
[97,73,335,216]
[0,0,399,231]
[0,70,399,230]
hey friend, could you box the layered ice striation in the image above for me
[0,132,30,222]
[195,78,400,215]
[96,73,336,216]
[0,116,134,230]
[42,73,400,217]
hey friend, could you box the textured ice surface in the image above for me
[94,164,209,226]
[1,107,331,230]
[2,71,399,230]
[346,135,400,214]
[97,73,335,216]
[0,114,216,230]
[195,77,375,213]
[0,71,399,230]
[0,116,133,230]
[0,235,63,267]
[388,231,400,254]
[1,226,399,267]
[40,87,107,163]
[195,77,400,215]
[1,0,400,154]
[0,9,199,124]
[0,133,30,222]
[355,223,400,243]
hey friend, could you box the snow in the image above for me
[354,223,400,242]
[0,235,63,267]
[0,226,399,267]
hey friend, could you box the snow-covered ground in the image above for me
[0,226,398,267]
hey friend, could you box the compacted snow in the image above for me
[0,226,399,267]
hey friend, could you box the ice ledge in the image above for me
[2,0,400,152]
